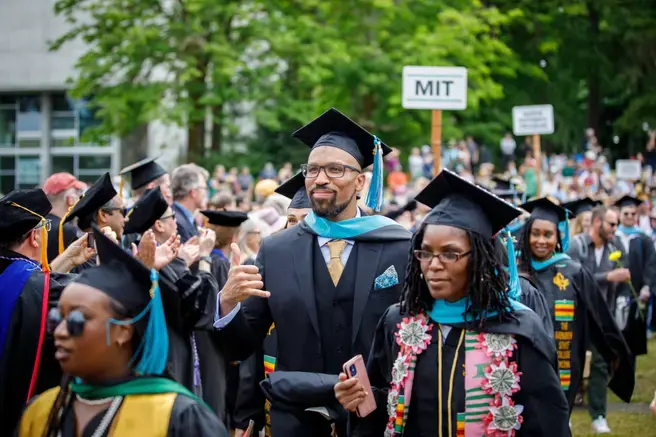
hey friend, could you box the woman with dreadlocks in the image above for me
[17,228,226,437]
[340,170,569,437]
[517,197,634,413]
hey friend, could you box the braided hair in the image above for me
[42,374,73,437]
[400,222,515,328]
[517,217,563,278]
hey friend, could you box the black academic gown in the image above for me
[216,219,411,436]
[53,393,227,437]
[46,213,79,264]
[0,250,73,434]
[531,258,634,410]
[614,230,655,355]
[353,304,570,437]
[518,274,554,335]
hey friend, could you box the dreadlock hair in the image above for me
[517,217,563,278]
[400,222,515,328]
[42,374,73,437]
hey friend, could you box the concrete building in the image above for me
[0,0,183,193]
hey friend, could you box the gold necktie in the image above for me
[326,239,348,286]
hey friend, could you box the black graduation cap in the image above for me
[0,189,52,237]
[124,187,169,235]
[493,189,519,201]
[415,169,522,238]
[385,200,417,220]
[491,176,513,191]
[520,197,571,224]
[201,210,249,227]
[614,195,642,209]
[274,172,311,209]
[291,108,392,169]
[562,198,601,217]
[73,226,174,375]
[63,172,117,225]
[119,157,167,190]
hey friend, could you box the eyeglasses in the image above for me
[301,163,361,179]
[414,250,471,264]
[623,212,636,217]
[102,207,127,217]
[34,219,52,232]
[47,308,86,337]
[160,211,176,221]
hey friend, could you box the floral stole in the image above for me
[385,314,524,437]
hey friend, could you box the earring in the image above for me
[420,273,424,279]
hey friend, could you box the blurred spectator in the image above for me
[259,162,277,180]
[645,132,656,170]
[278,162,293,182]
[237,167,254,195]
[466,136,479,171]
[209,164,226,197]
[408,147,424,180]
[254,179,279,203]
[237,218,265,265]
[385,147,401,173]
[387,164,409,196]
[208,190,236,211]
[500,132,517,170]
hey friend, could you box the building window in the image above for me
[0,155,41,193]
[0,93,41,148]
[51,93,101,147]
[51,154,112,184]
[0,156,15,194]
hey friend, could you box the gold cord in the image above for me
[447,330,466,437]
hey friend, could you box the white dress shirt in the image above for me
[316,208,361,266]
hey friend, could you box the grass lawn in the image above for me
[571,338,656,436]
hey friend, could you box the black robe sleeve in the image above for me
[232,350,266,431]
[167,394,229,437]
[575,266,635,403]
[519,276,554,336]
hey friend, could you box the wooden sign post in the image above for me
[402,66,468,175]
[512,104,554,198]
[431,110,442,174]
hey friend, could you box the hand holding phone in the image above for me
[336,355,376,418]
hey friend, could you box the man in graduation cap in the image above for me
[0,189,95,433]
[213,108,411,436]
[125,187,240,423]
[57,173,123,270]
[274,171,312,228]
[119,156,172,204]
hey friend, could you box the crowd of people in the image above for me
[1,107,655,437]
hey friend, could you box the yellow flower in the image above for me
[609,251,622,262]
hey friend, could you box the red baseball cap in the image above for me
[43,172,86,195]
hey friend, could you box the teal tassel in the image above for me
[504,228,521,300]
[106,269,169,375]
[560,211,570,252]
[365,135,384,212]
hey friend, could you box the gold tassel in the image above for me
[59,196,83,255]
[119,176,124,201]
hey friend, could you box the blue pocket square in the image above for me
[375,265,399,289]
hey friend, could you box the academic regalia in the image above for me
[520,197,634,411]
[518,274,554,336]
[124,187,169,236]
[274,171,311,211]
[119,156,168,192]
[613,196,656,356]
[354,306,569,437]
[215,108,411,436]
[0,189,75,434]
[45,214,78,263]
[353,170,569,436]
[562,198,601,218]
[17,227,226,437]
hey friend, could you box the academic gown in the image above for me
[0,250,74,434]
[215,219,411,436]
[353,304,570,437]
[18,391,227,437]
[46,213,79,264]
[614,231,655,356]
[531,258,634,410]
[518,274,554,335]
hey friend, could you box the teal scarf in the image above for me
[71,377,207,408]
[428,296,530,324]
[618,225,643,236]
[304,210,401,239]
[531,253,571,272]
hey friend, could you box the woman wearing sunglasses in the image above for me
[17,227,226,437]
[516,198,634,415]
[341,170,569,436]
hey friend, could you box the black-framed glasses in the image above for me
[414,250,471,264]
[102,207,127,217]
[47,308,86,337]
[301,163,361,179]
[160,211,176,221]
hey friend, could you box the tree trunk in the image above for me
[586,2,601,134]
[211,103,223,153]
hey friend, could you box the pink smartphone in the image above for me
[343,355,376,418]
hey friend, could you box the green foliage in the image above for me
[51,0,656,170]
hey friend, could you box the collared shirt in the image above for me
[316,208,361,266]
[174,201,196,228]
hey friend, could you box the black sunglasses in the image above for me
[47,308,86,337]
[102,207,128,217]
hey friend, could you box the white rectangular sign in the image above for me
[616,159,642,180]
[402,66,468,110]
[512,104,554,136]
